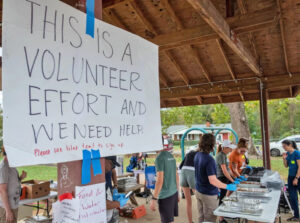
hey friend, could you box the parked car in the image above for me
[270,135,300,156]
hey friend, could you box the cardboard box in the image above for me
[22,180,50,199]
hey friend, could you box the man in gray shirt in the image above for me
[0,149,26,223]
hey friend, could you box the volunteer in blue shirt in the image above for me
[282,139,300,222]
[194,133,237,223]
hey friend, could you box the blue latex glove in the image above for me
[117,194,129,207]
[234,177,242,182]
[239,175,247,181]
[226,184,237,192]
[234,180,240,185]
[112,189,119,201]
[246,166,253,170]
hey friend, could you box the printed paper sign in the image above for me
[53,198,80,223]
[76,183,106,222]
[2,0,162,167]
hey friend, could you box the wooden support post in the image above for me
[259,81,271,170]
[58,0,105,197]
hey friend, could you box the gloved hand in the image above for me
[226,184,237,192]
[117,194,129,207]
[239,175,247,181]
[234,177,242,182]
[234,180,240,185]
[112,189,120,201]
[246,166,253,170]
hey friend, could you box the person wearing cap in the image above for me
[0,149,27,223]
[229,138,249,178]
[105,156,122,223]
[150,144,179,223]
[216,140,238,223]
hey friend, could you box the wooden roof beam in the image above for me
[239,92,245,101]
[277,0,292,77]
[177,98,184,106]
[103,0,128,9]
[216,39,236,80]
[161,0,184,30]
[154,6,277,50]
[218,95,223,103]
[186,0,261,76]
[196,96,203,104]
[237,0,258,60]
[103,8,130,31]
[293,86,300,97]
[128,0,157,36]
[160,1,211,83]
[163,51,190,85]
[160,73,300,99]
[159,71,169,88]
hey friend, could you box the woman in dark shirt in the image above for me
[179,150,197,223]
[194,134,237,223]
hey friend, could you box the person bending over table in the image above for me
[216,140,239,223]
[194,134,237,223]
[0,148,27,223]
[228,138,249,178]
[150,147,180,223]
[282,139,300,222]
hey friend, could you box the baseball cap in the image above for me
[105,156,121,167]
[222,140,237,149]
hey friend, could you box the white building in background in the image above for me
[166,123,233,142]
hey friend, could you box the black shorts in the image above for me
[158,192,178,223]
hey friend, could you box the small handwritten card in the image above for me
[76,183,107,223]
[53,198,80,223]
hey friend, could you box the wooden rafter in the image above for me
[161,0,184,30]
[103,0,128,9]
[160,73,300,99]
[163,51,190,85]
[177,98,184,106]
[160,1,211,84]
[159,70,169,88]
[216,39,236,80]
[293,86,300,97]
[196,96,203,104]
[188,46,212,82]
[237,0,258,60]
[186,0,261,75]
[128,0,157,36]
[103,8,129,31]
[277,0,292,77]
[239,92,245,101]
[218,95,223,103]
[153,6,277,50]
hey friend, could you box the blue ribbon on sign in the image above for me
[86,0,95,38]
[81,150,92,184]
[91,149,102,176]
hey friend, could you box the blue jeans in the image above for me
[288,176,300,218]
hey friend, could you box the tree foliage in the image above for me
[161,95,300,141]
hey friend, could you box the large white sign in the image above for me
[76,183,106,223]
[3,0,162,167]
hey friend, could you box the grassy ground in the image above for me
[16,155,288,182]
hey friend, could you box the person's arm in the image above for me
[282,153,288,168]
[231,162,240,178]
[293,159,300,186]
[152,171,164,199]
[150,171,164,211]
[176,169,180,202]
[208,175,227,189]
[111,169,118,189]
[220,165,234,183]
[106,200,120,210]
[0,184,14,222]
